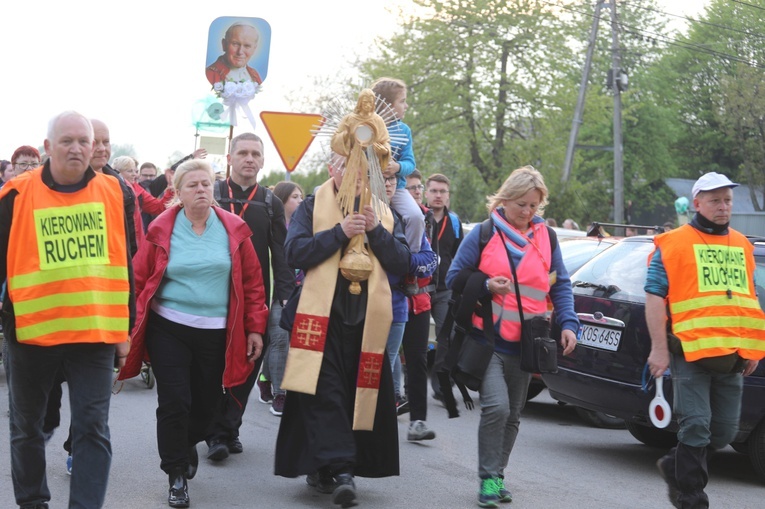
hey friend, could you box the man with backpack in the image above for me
[205,133,295,461]
[424,173,463,400]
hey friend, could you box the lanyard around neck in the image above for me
[437,216,449,241]
[227,178,259,218]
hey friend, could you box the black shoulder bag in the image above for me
[498,230,558,374]
[436,268,495,418]
[446,271,496,392]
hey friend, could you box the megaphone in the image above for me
[649,377,672,428]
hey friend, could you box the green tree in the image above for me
[282,1,678,225]
[358,0,581,220]
[353,0,678,225]
[718,65,765,210]
[259,166,329,197]
[660,0,765,195]
[111,144,137,160]
[552,0,681,226]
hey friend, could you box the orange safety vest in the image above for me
[0,169,130,346]
[473,221,551,341]
[656,224,765,361]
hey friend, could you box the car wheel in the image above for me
[626,421,678,449]
[526,380,545,401]
[575,407,626,429]
[747,419,765,482]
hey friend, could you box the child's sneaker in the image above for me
[257,374,273,404]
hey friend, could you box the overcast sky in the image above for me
[1,0,708,176]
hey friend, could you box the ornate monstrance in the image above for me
[330,89,391,294]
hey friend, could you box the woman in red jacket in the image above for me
[119,159,268,508]
[111,156,172,250]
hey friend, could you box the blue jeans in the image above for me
[670,353,742,449]
[265,303,290,395]
[8,334,116,509]
[477,352,531,479]
[385,322,406,396]
[390,188,425,253]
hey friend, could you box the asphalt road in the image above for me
[1,366,763,509]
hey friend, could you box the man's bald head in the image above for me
[90,119,111,172]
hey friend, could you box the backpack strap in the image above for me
[479,218,494,254]
[264,187,274,222]
[214,180,274,223]
[546,224,558,253]
[448,211,461,239]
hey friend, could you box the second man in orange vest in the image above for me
[646,172,765,509]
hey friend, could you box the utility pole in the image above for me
[561,0,604,185]
[562,0,626,227]
[610,0,624,224]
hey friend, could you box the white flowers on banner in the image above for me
[212,80,260,128]
[213,80,258,101]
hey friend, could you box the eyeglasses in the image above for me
[384,176,398,184]
[406,184,425,191]
[428,188,449,195]
[14,162,40,170]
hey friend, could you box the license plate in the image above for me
[578,324,622,351]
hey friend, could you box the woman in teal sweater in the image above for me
[120,159,268,508]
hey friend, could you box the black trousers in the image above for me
[429,289,453,396]
[401,310,430,422]
[206,332,267,444]
[145,311,226,474]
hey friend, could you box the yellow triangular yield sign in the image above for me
[259,111,323,172]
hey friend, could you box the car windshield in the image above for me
[559,238,615,274]
[570,239,655,303]
[754,253,765,311]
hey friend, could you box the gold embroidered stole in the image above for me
[280,178,394,430]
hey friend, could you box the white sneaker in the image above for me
[407,420,436,441]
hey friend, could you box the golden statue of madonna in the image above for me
[330,89,391,294]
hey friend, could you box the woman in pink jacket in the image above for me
[119,159,268,508]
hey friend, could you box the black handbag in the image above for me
[433,269,497,420]
[519,317,558,374]
[452,328,494,392]
[499,230,558,374]
[445,272,496,392]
